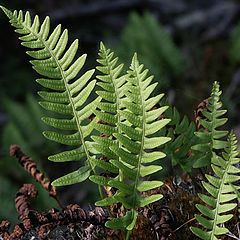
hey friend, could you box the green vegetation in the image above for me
[1,5,240,240]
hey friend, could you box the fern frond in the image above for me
[192,81,228,168]
[160,101,199,172]
[190,131,240,240]
[95,53,171,230]
[89,42,126,175]
[1,6,100,186]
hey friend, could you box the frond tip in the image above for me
[192,81,228,168]
[191,131,240,240]
[90,42,126,173]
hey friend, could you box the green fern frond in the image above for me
[1,6,100,186]
[192,81,228,168]
[94,53,171,231]
[190,131,240,240]
[90,42,126,175]
[160,102,199,172]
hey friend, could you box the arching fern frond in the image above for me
[192,81,228,168]
[89,42,126,177]
[190,131,240,240]
[94,53,171,231]
[1,6,100,186]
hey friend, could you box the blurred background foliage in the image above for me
[111,11,186,90]
[1,0,240,224]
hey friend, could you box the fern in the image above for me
[92,52,171,233]
[190,131,240,239]
[192,81,228,168]
[1,6,173,235]
[4,5,240,239]
[0,6,101,186]
[89,42,126,176]
[159,102,199,172]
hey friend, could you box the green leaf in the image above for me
[140,165,162,177]
[42,117,77,130]
[137,194,163,207]
[137,180,163,191]
[89,175,110,186]
[190,227,211,240]
[141,151,166,163]
[52,165,91,186]
[105,210,137,230]
[95,195,118,207]
[114,133,141,153]
[195,214,213,230]
[145,119,170,136]
[91,158,119,174]
[43,131,80,146]
[126,210,138,230]
[48,147,85,162]
[108,180,134,195]
[144,137,171,149]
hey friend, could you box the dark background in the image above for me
[1,0,240,225]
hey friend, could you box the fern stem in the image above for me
[98,185,104,199]
[97,185,113,217]
[125,229,131,240]
[130,55,146,213]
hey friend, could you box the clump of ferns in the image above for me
[1,6,171,239]
[2,5,240,240]
[91,44,171,233]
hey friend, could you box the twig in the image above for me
[1,186,110,240]
[15,184,37,216]
[9,145,62,208]
[172,216,197,233]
